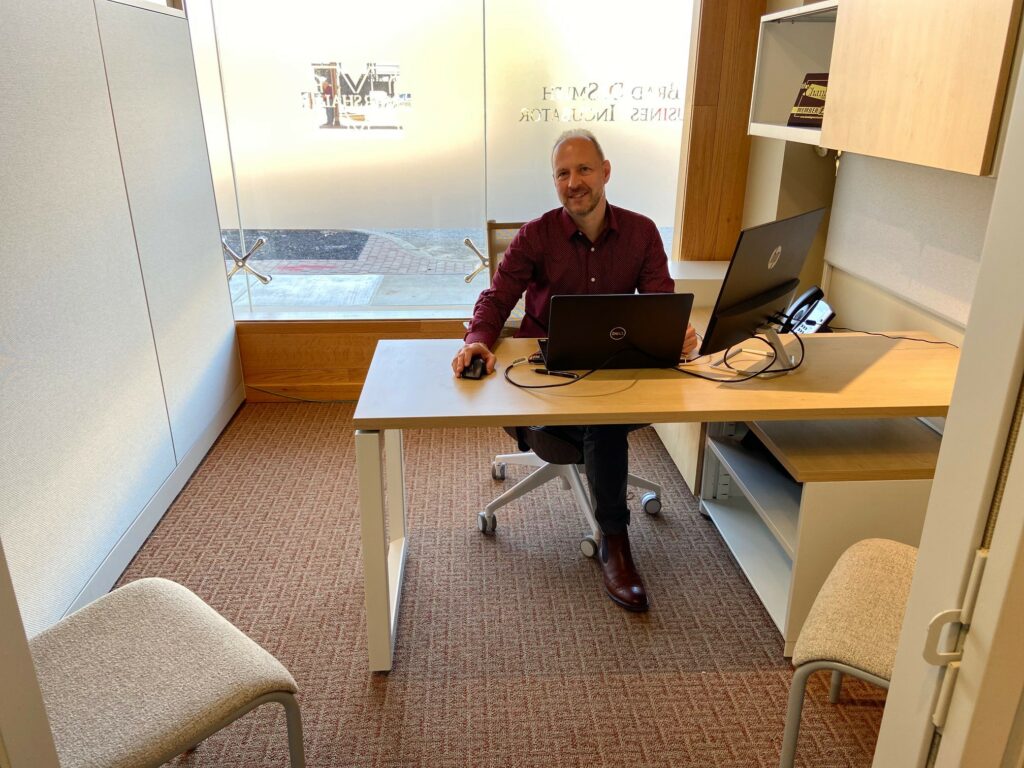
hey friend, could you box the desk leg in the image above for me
[356,429,409,672]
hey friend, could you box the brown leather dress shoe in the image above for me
[598,530,649,612]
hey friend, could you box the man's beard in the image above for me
[566,188,604,217]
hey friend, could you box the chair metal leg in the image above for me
[829,670,843,704]
[779,661,890,768]
[145,691,305,768]
[484,462,563,514]
[564,465,600,539]
[494,451,546,468]
[626,472,661,495]
[779,661,821,768]
[279,692,306,768]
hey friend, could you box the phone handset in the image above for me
[782,286,834,334]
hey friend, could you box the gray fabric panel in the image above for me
[30,578,296,768]
[96,1,241,463]
[0,0,176,635]
[824,153,994,326]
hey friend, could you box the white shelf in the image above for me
[748,121,823,146]
[701,496,792,633]
[762,0,837,24]
[707,436,800,558]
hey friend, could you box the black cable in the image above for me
[502,348,627,389]
[245,385,355,404]
[502,360,602,388]
[674,334,794,383]
[827,326,959,347]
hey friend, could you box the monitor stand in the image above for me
[711,326,799,378]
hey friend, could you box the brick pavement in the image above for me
[228,229,486,278]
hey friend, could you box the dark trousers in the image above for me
[529,424,644,535]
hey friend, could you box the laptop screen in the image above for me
[540,293,694,371]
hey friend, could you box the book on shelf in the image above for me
[787,73,828,128]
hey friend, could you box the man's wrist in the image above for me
[464,334,496,351]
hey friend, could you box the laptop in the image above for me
[539,293,695,371]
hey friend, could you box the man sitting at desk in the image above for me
[452,129,698,612]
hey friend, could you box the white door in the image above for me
[872,23,1024,766]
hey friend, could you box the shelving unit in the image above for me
[748,0,837,146]
[700,419,940,655]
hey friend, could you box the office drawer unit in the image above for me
[700,418,940,655]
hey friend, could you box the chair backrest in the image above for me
[486,221,525,281]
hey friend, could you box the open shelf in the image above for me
[749,0,837,146]
[706,436,800,558]
[701,495,792,632]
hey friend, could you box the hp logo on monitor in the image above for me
[610,327,627,341]
[768,245,782,270]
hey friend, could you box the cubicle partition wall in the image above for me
[0,0,241,636]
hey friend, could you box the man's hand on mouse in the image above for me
[452,342,496,377]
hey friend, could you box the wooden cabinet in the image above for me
[822,0,1021,175]
[749,0,1022,175]
[700,418,940,655]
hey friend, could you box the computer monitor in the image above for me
[699,208,826,365]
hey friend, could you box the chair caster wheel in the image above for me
[641,492,662,515]
[491,462,507,481]
[478,511,497,534]
[579,537,598,558]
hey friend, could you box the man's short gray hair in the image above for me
[552,129,605,162]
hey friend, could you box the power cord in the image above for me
[502,354,610,389]
[827,326,959,348]
[245,385,355,404]
[673,331,806,383]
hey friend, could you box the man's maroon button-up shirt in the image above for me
[465,204,675,349]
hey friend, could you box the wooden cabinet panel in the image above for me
[821,0,1022,175]
[237,319,467,402]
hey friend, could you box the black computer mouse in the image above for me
[461,355,487,380]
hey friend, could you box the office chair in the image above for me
[30,577,305,768]
[479,426,662,557]
[778,538,916,768]
[471,222,663,556]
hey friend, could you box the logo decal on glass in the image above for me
[610,327,627,341]
[768,245,782,270]
[302,62,411,131]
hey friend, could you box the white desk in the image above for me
[352,334,958,671]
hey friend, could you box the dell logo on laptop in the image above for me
[768,245,782,270]
[610,327,627,341]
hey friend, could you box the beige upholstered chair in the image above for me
[779,538,917,768]
[29,577,305,768]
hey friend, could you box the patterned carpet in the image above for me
[119,403,885,767]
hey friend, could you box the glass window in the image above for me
[190,0,692,317]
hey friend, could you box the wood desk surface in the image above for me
[352,334,960,430]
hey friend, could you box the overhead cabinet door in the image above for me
[821,0,1022,175]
